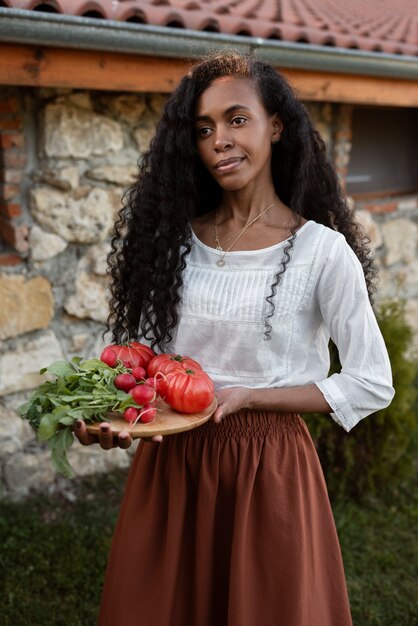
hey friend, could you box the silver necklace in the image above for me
[213,201,275,267]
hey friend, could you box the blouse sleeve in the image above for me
[314,235,395,432]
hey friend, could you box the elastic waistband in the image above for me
[184,411,305,440]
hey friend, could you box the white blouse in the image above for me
[165,220,395,432]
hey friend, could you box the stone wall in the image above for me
[0,87,167,499]
[0,87,417,499]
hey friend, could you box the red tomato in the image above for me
[163,369,214,414]
[100,344,154,369]
[100,346,118,367]
[128,342,155,367]
[147,354,202,378]
[146,354,176,377]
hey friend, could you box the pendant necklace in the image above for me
[213,201,275,267]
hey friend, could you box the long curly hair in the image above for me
[107,50,376,349]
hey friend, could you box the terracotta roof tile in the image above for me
[2,0,417,55]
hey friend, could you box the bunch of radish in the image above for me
[100,342,215,426]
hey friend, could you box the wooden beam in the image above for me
[0,43,417,107]
[285,69,418,107]
[0,44,188,93]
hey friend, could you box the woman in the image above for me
[75,51,394,626]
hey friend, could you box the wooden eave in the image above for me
[0,43,418,107]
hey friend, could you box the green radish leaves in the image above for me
[18,356,139,479]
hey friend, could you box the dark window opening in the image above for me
[347,106,418,198]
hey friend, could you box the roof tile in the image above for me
[2,0,417,55]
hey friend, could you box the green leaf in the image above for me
[38,414,59,441]
[17,401,31,417]
[58,416,76,426]
[79,359,108,371]
[46,360,76,378]
[49,429,75,479]
[66,408,86,420]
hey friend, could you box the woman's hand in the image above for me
[74,420,163,448]
[213,387,252,423]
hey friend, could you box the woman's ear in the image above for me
[271,114,283,143]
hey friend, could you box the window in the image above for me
[346,106,418,198]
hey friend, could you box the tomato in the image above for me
[162,368,214,414]
[128,342,155,367]
[147,354,202,378]
[100,343,154,369]
[146,354,176,377]
[100,346,118,367]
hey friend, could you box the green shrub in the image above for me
[305,300,418,502]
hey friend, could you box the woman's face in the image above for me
[195,76,282,193]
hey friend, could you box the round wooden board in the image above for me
[85,396,218,439]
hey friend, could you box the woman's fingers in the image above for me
[212,406,224,423]
[74,419,98,446]
[74,420,133,449]
[98,423,117,449]
[118,431,133,449]
[141,435,163,443]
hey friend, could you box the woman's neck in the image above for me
[217,191,294,228]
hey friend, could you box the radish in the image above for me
[130,384,156,405]
[114,373,137,393]
[123,407,140,424]
[131,366,147,381]
[139,404,157,423]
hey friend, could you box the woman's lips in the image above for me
[214,157,244,173]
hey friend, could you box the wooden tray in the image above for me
[85,396,218,439]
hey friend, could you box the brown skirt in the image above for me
[97,411,353,626]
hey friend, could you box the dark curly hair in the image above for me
[107,50,376,349]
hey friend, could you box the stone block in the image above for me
[89,242,111,276]
[355,209,383,250]
[381,218,417,266]
[29,224,68,261]
[0,274,54,340]
[105,94,147,123]
[66,92,92,110]
[148,94,168,116]
[30,187,117,243]
[35,166,79,191]
[64,252,109,323]
[65,270,109,324]
[0,331,64,396]
[0,404,35,457]
[133,110,158,155]
[398,259,418,297]
[43,103,124,158]
[86,165,137,186]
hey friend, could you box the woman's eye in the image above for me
[197,127,212,137]
[231,116,247,126]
